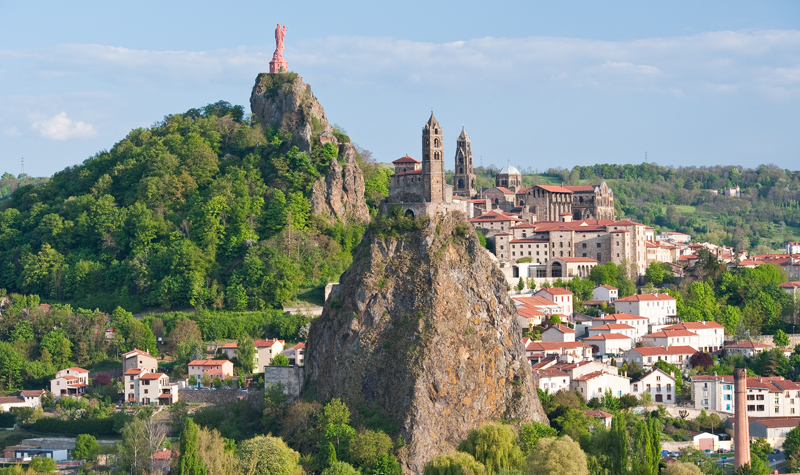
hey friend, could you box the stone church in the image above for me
[384,114,469,218]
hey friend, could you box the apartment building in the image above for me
[691,375,800,416]
[640,330,700,348]
[630,368,676,404]
[124,368,179,405]
[122,348,158,373]
[613,293,678,328]
[662,321,725,351]
[49,367,90,399]
[625,346,697,369]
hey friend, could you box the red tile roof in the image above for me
[392,155,420,164]
[221,343,238,349]
[124,368,147,375]
[591,324,635,331]
[469,212,522,223]
[564,185,598,192]
[725,340,772,349]
[62,366,90,373]
[189,359,232,366]
[122,349,154,358]
[546,324,575,334]
[749,417,800,428]
[539,287,573,296]
[20,390,45,397]
[553,257,598,263]
[780,282,800,289]
[535,185,574,193]
[631,345,697,356]
[534,368,570,378]
[599,285,617,290]
[254,339,284,348]
[616,293,676,302]
[643,330,699,338]
[584,333,632,341]
[139,373,168,380]
[663,322,724,330]
[595,313,648,321]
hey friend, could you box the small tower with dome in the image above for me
[496,164,522,192]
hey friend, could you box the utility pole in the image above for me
[21,157,24,176]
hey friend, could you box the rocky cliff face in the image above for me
[305,213,547,475]
[250,73,369,223]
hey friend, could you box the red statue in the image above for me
[270,23,289,73]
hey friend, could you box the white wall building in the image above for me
[613,293,677,327]
[542,324,576,343]
[583,333,633,355]
[625,346,697,369]
[571,370,631,400]
[124,368,179,406]
[662,321,725,351]
[592,285,618,303]
[50,367,90,399]
[533,368,571,393]
[534,288,574,318]
[640,330,700,349]
[724,340,773,358]
[588,324,637,339]
[591,314,648,340]
[630,368,676,404]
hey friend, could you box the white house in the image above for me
[254,339,285,372]
[662,321,725,351]
[542,324,576,343]
[591,314,648,340]
[691,374,735,413]
[613,293,677,327]
[592,285,618,303]
[523,337,593,363]
[656,232,691,244]
[640,330,700,349]
[630,368,676,404]
[0,390,45,412]
[724,340,773,358]
[533,368,571,393]
[625,346,697,369]
[122,348,158,373]
[780,282,800,300]
[571,370,631,400]
[583,333,633,355]
[124,368,179,406]
[50,367,90,399]
[534,287,574,318]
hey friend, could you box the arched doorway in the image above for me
[458,179,464,189]
[551,262,563,278]
[573,210,582,220]
[405,209,415,218]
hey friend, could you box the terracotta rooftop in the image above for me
[725,340,772,349]
[546,324,575,334]
[564,185,598,192]
[632,345,698,356]
[663,322,724,330]
[583,333,632,341]
[534,368,570,378]
[554,257,599,263]
[254,339,284,348]
[643,330,699,338]
[539,287,573,296]
[591,323,635,331]
[535,185,574,193]
[392,155,420,164]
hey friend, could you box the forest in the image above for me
[0,101,389,313]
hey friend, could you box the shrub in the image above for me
[29,417,115,436]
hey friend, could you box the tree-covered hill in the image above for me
[465,163,800,252]
[0,173,49,200]
[0,101,390,313]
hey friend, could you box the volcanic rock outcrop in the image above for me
[250,73,369,223]
[305,212,547,474]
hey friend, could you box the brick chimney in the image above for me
[734,367,751,469]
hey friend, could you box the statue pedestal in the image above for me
[270,58,288,73]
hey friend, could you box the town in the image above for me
[1,4,799,475]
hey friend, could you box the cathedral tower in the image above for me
[453,127,477,198]
[422,113,446,202]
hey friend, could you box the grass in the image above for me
[660,205,697,215]
[288,285,326,307]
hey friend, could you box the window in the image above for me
[597,243,601,248]
[597,253,602,261]
[748,405,755,411]
[776,407,780,413]
[757,405,765,411]
[747,394,755,401]
[633,384,638,392]
[757,394,765,401]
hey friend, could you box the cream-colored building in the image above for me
[625,346,697,369]
[590,313,648,340]
[534,288,574,317]
[592,285,618,303]
[588,323,637,339]
[122,348,158,374]
[662,321,725,351]
[50,367,90,399]
[630,368,676,404]
[724,340,772,357]
[582,333,632,355]
[613,293,677,327]
[640,329,700,349]
[542,324,575,343]
[124,368,179,406]
[255,339,285,372]
[571,370,631,400]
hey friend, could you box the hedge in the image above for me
[29,417,115,436]
[0,412,15,428]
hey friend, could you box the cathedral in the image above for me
[384,114,468,218]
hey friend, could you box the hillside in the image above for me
[465,163,800,252]
[0,75,391,313]
[0,173,49,201]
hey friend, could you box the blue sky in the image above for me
[1,1,799,177]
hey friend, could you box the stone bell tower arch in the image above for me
[422,112,445,202]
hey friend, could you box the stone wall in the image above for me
[178,389,263,405]
[264,365,305,400]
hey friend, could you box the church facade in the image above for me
[385,114,470,218]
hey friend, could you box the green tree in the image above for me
[774,329,790,348]
[0,342,23,391]
[319,399,356,455]
[525,435,587,475]
[783,423,800,460]
[179,419,208,475]
[272,354,290,366]
[608,411,630,475]
[458,423,524,475]
[719,306,742,335]
[20,243,66,298]
[201,373,212,388]
[40,329,72,367]
[237,435,301,475]
[518,421,557,456]
[631,417,660,475]
[197,426,239,475]
[237,335,256,373]
[348,430,393,469]
[73,433,99,462]
[321,461,359,475]
[264,189,289,236]
[661,461,703,475]
[424,452,486,475]
[28,457,58,474]
[516,278,525,292]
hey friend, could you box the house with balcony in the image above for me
[630,368,676,404]
[49,367,90,399]
[124,368,179,405]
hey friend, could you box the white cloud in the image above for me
[2,126,21,137]
[31,112,97,140]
